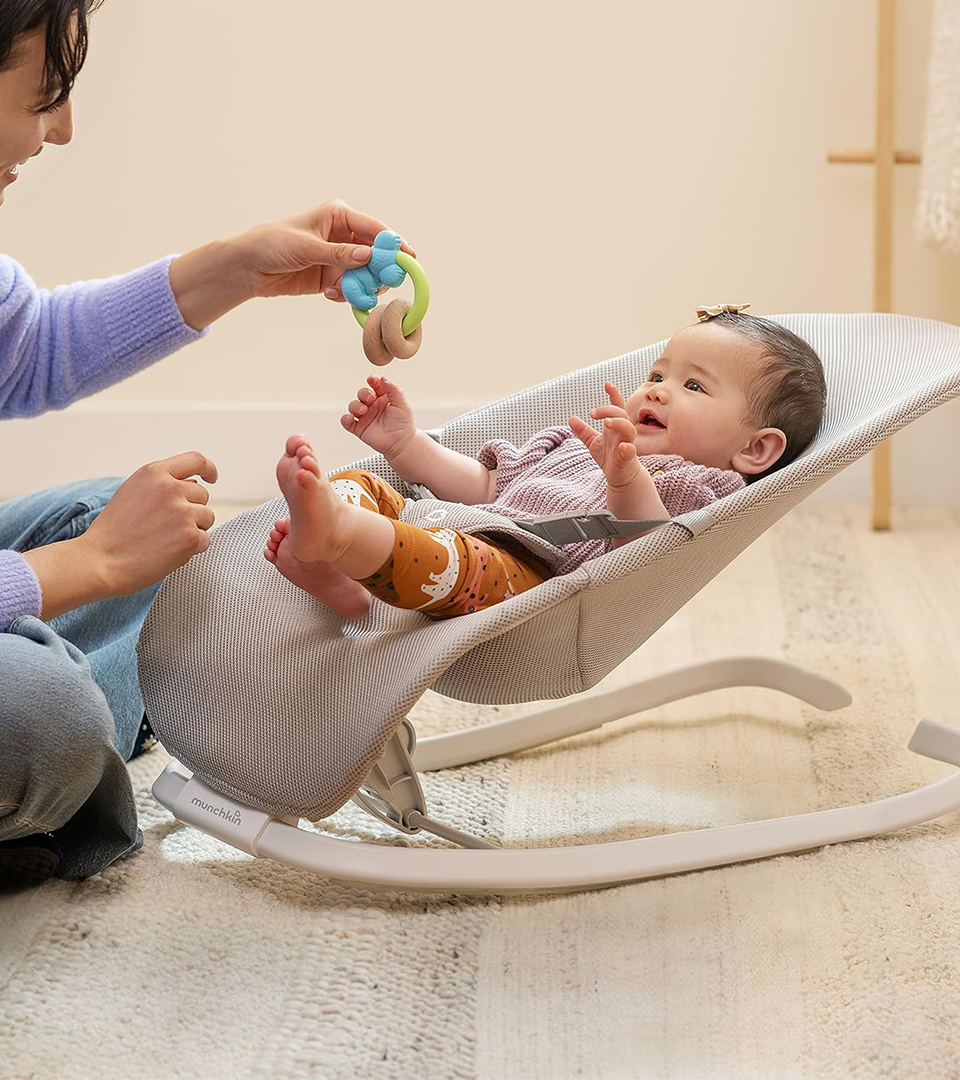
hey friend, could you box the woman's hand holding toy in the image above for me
[169,201,413,330]
[243,201,415,301]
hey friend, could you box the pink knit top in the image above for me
[475,426,745,574]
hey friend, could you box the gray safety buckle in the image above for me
[516,509,670,545]
[408,485,669,545]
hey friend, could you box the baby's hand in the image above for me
[569,382,643,490]
[570,413,642,490]
[341,375,417,460]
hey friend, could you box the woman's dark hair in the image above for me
[0,1,102,110]
[709,312,827,482]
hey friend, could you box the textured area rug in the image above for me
[2,505,960,1079]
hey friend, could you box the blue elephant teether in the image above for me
[341,230,407,311]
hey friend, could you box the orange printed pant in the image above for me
[329,469,551,619]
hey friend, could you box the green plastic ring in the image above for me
[351,251,430,337]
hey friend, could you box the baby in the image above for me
[263,309,825,620]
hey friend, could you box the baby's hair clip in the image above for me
[696,303,751,322]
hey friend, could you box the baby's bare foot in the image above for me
[264,517,371,619]
[275,434,353,563]
[266,435,372,619]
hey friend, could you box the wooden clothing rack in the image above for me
[826,0,920,529]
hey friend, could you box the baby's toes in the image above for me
[295,448,321,478]
[297,466,321,490]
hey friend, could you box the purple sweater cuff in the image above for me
[85,254,208,389]
[0,549,42,631]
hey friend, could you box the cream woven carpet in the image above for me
[2,504,960,1080]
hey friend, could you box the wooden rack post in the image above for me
[826,0,920,530]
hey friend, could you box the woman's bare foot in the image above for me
[263,435,372,619]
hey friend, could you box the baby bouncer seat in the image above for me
[139,313,960,894]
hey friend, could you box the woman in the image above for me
[0,0,412,889]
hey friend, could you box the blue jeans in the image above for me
[0,479,160,879]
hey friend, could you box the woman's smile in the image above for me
[1,147,43,185]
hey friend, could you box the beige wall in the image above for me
[2,0,959,500]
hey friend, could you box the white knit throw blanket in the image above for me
[917,0,960,251]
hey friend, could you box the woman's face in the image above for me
[0,26,74,207]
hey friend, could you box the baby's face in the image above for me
[624,323,764,470]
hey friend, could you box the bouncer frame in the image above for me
[153,656,960,895]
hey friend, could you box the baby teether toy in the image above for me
[341,229,430,366]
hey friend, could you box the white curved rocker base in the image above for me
[414,656,854,772]
[153,713,960,896]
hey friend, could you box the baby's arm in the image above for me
[605,466,670,547]
[569,403,669,548]
[387,431,497,504]
[343,376,496,504]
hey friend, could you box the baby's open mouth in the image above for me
[638,410,666,429]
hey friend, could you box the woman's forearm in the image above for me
[387,429,496,504]
[20,537,111,621]
[169,239,255,331]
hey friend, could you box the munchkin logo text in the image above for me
[191,797,242,826]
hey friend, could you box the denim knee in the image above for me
[0,617,119,838]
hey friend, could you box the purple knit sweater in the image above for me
[0,253,206,631]
[476,426,745,574]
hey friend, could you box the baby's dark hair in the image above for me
[708,312,826,482]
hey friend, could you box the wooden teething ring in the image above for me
[380,299,422,359]
[362,298,422,365]
[362,305,394,366]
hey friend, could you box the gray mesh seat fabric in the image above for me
[138,313,960,891]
